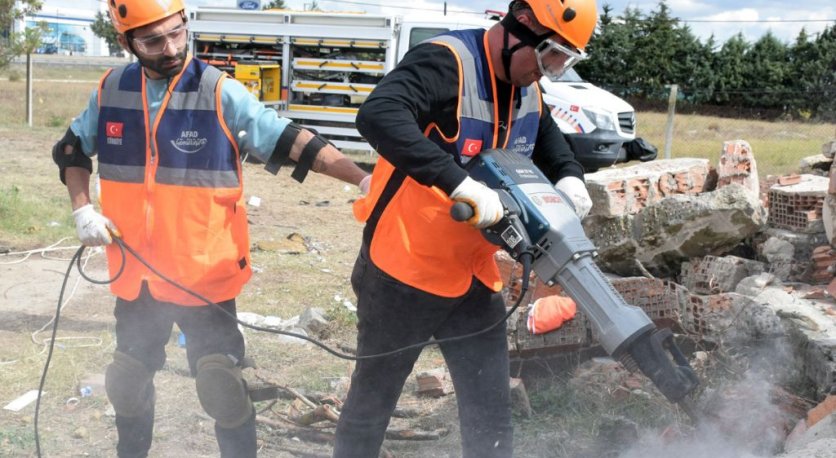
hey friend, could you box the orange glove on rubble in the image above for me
[526,296,577,335]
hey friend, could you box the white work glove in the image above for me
[450,176,503,229]
[555,176,592,220]
[358,175,372,195]
[72,204,119,246]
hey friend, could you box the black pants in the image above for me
[111,284,256,458]
[333,249,513,458]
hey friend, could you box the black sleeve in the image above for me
[531,99,586,183]
[355,43,468,195]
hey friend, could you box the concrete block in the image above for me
[717,140,760,196]
[586,158,711,217]
[768,174,828,233]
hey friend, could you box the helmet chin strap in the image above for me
[499,13,553,82]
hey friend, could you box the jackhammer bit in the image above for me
[452,149,702,420]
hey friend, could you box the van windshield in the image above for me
[409,28,450,48]
[557,68,583,82]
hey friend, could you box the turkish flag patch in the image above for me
[462,138,483,157]
[106,122,124,138]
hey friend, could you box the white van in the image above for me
[540,69,655,172]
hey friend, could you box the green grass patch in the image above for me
[4,63,109,82]
[0,425,36,452]
[0,184,74,248]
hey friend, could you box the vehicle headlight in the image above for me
[581,107,616,131]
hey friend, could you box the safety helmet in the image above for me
[524,0,597,51]
[107,0,186,34]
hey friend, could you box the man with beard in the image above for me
[52,1,369,457]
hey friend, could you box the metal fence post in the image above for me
[664,84,678,159]
[26,53,33,127]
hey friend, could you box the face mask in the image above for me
[535,38,586,81]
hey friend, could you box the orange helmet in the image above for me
[525,0,598,50]
[107,0,186,34]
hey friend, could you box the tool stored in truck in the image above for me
[451,148,700,411]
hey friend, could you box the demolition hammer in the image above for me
[451,149,701,417]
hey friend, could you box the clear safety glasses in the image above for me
[535,38,587,81]
[132,24,189,56]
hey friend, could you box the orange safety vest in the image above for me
[96,55,251,305]
[353,31,542,298]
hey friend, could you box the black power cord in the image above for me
[34,238,533,457]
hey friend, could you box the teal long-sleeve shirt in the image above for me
[70,70,290,162]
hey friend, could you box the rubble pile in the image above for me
[501,138,836,457]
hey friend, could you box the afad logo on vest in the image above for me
[106,122,123,146]
[170,130,209,154]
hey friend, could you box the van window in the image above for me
[409,28,449,48]
[558,68,584,83]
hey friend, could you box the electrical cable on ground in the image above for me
[33,236,533,458]
[1,239,105,366]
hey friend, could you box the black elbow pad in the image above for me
[264,122,302,176]
[52,127,92,185]
[264,123,332,183]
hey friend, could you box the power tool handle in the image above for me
[450,201,475,222]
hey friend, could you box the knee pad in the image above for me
[195,354,254,429]
[105,351,154,417]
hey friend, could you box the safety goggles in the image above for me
[535,38,587,81]
[131,23,189,56]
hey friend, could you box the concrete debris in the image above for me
[811,246,836,285]
[755,228,828,283]
[798,154,833,175]
[584,184,766,277]
[509,377,533,418]
[823,140,836,159]
[824,160,836,247]
[585,158,713,217]
[778,174,803,186]
[680,255,765,295]
[299,307,329,335]
[717,140,760,196]
[415,368,453,398]
[784,396,836,455]
[762,237,796,264]
[498,139,836,456]
[768,174,828,234]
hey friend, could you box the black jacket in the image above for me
[355,38,585,196]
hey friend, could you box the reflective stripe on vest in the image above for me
[97,56,251,305]
[353,29,541,298]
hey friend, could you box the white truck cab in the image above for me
[539,69,641,172]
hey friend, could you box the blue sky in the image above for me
[189,0,835,45]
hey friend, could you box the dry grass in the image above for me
[637,111,835,177]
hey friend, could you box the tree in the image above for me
[579,5,634,93]
[712,33,750,106]
[91,11,121,56]
[809,25,836,120]
[0,0,43,70]
[741,31,789,110]
[263,0,288,9]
